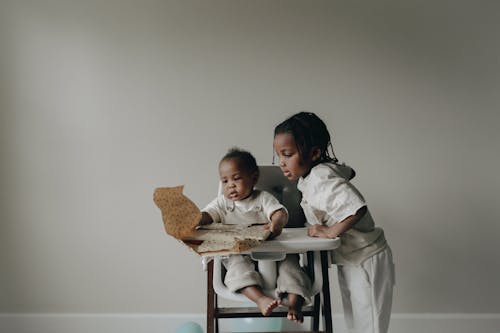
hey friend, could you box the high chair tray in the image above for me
[243,227,340,254]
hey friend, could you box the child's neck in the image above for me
[235,189,255,202]
[302,161,321,179]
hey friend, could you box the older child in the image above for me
[200,148,311,322]
[273,112,395,333]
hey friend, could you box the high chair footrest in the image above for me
[250,252,286,261]
[216,305,316,318]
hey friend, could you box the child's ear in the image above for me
[251,172,259,185]
[311,147,322,162]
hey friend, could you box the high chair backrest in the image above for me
[254,165,306,228]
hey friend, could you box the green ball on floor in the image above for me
[231,317,283,332]
[175,321,203,333]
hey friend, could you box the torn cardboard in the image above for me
[153,186,270,256]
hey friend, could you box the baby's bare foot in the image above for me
[287,294,304,323]
[287,308,304,323]
[256,296,280,316]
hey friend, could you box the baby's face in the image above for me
[219,159,257,201]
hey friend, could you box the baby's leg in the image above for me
[241,286,280,316]
[287,293,305,323]
[276,254,312,322]
[223,255,279,316]
[224,255,263,292]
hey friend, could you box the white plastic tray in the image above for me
[243,227,340,254]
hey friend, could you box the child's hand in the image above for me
[266,208,287,239]
[308,208,366,239]
[199,212,214,226]
[263,222,283,239]
[307,224,331,238]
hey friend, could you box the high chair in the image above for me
[205,165,340,333]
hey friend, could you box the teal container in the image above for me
[175,321,203,333]
[230,317,283,332]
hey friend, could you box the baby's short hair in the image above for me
[220,147,259,177]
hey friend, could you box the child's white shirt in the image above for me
[298,163,387,265]
[202,190,286,225]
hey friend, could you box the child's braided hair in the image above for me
[274,111,337,165]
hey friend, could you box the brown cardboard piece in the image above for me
[153,186,270,256]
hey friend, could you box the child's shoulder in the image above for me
[252,189,274,200]
[310,163,339,179]
[252,189,281,205]
[311,162,356,181]
[311,163,334,175]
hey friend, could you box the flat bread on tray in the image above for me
[154,186,271,255]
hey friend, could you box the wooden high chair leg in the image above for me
[207,260,216,333]
[307,251,321,331]
[312,293,321,331]
[321,250,333,333]
[215,292,219,333]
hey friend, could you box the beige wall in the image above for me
[1,0,499,315]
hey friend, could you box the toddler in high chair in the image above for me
[199,147,312,323]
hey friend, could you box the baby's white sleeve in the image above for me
[260,191,288,222]
[201,196,224,223]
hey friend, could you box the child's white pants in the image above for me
[337,246,395,333]
[223,255,263,292]
[275,254,312,304]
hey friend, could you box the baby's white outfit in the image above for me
[298,163,395,333]
[202,190,312,301]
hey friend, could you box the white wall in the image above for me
[1,0,499,323]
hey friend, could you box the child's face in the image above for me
[274,133,313,180]
[219,159,257,201]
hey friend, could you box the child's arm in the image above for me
[307,206,367,239]
[199,196,224,226]
[199,212,214,226]
[263,208,288,238]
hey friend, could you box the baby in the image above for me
[199,148,311,322]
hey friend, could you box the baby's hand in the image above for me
[199,212,214,226]
[263,222,283,239]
